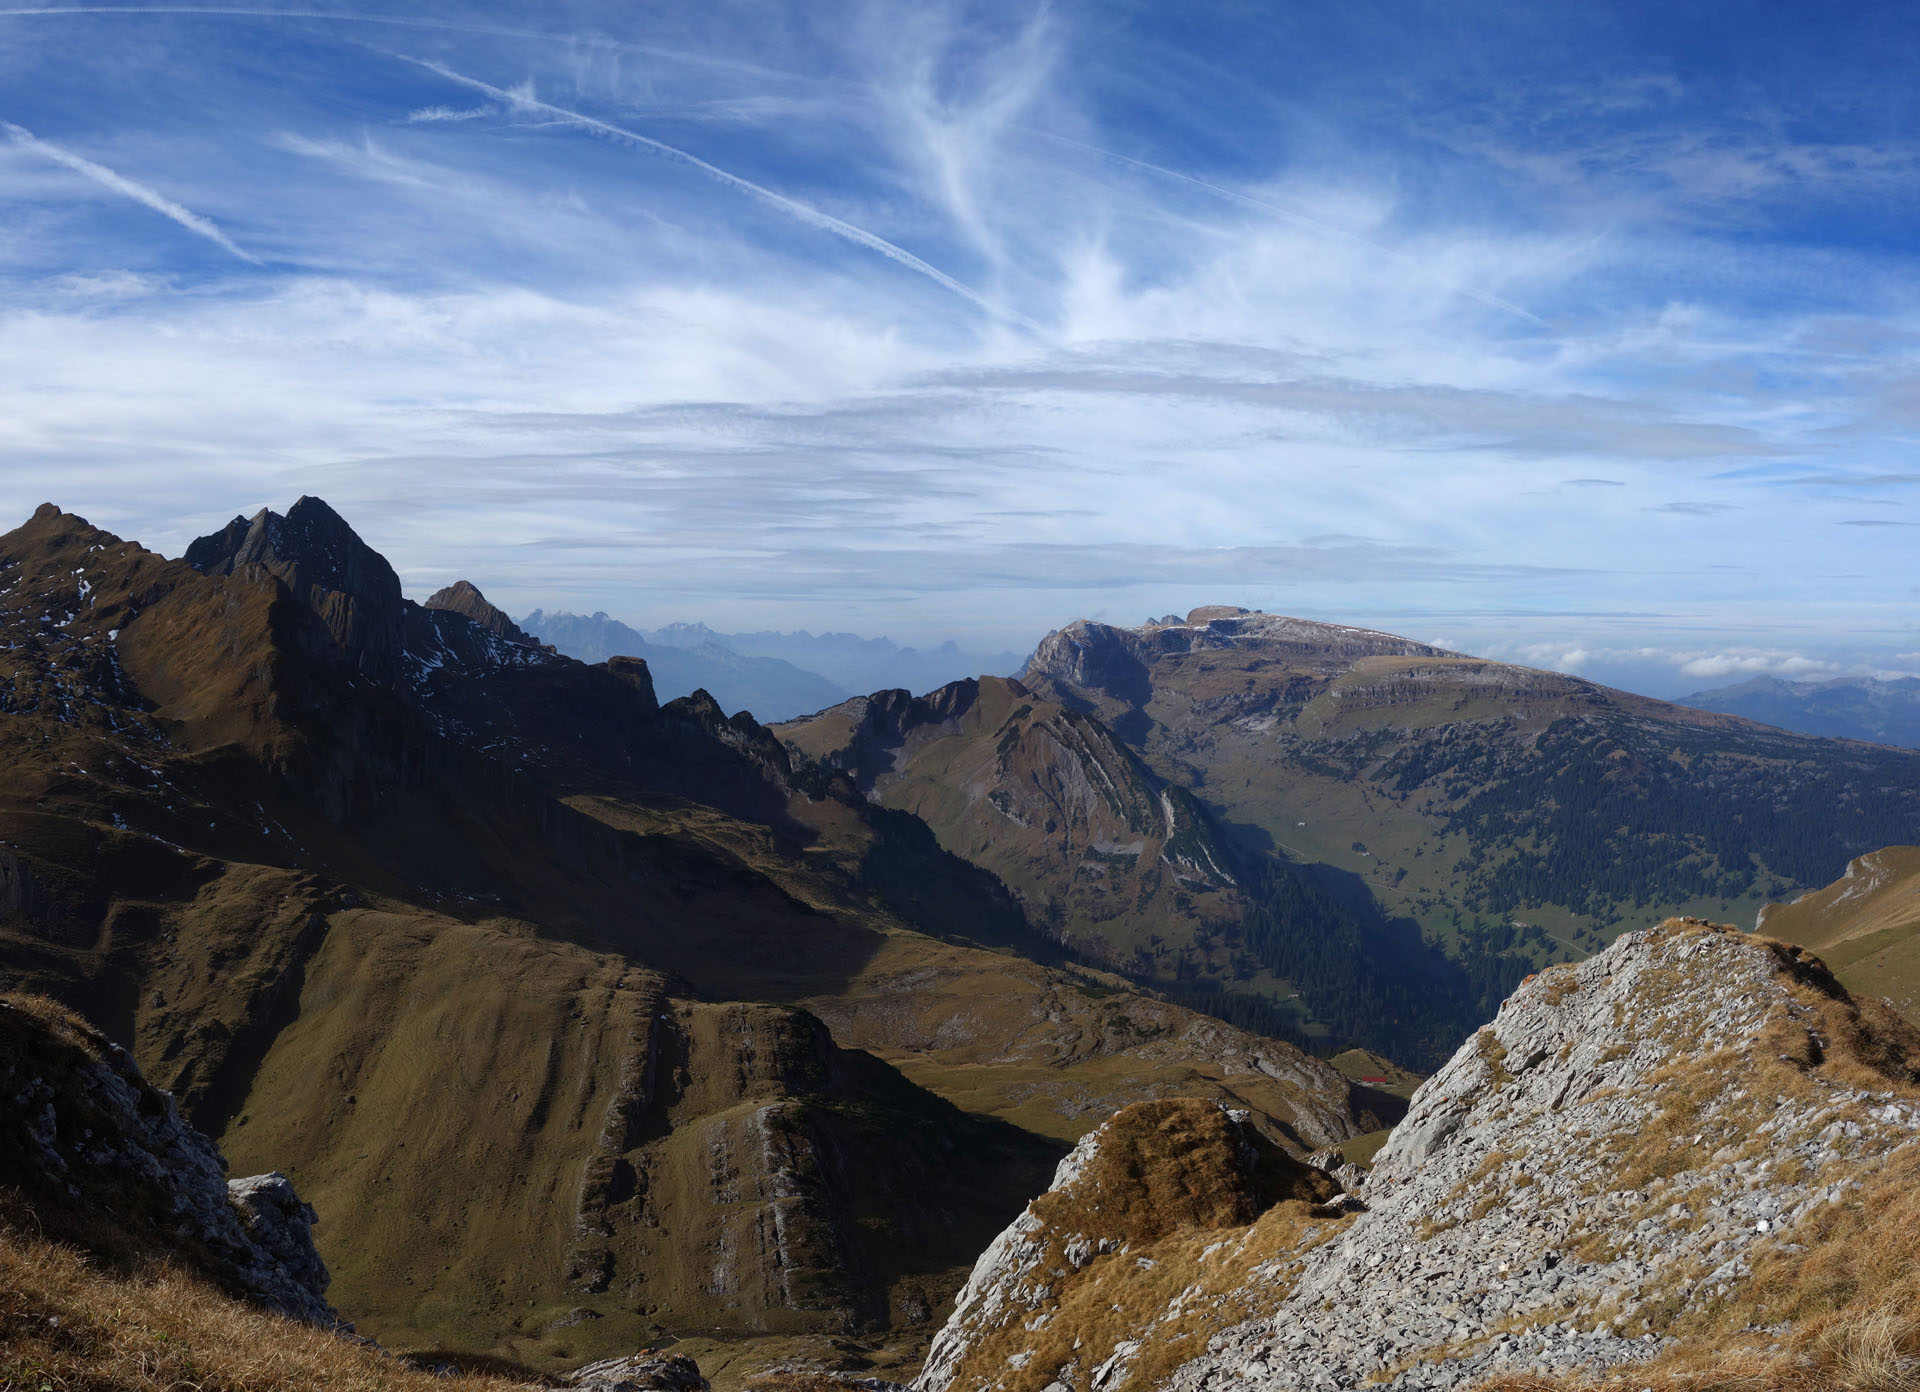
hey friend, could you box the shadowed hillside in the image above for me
[0,502,1377,1377]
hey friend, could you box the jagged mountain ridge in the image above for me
[1021,606,1920,958]
[921,919,1920,1391]
[1677,672,1920,748]
[0,502,1378,1374]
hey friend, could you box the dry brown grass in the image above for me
[1027,1099,1327,1244]
[0,1224,543,1392]
[1,992,110,1056]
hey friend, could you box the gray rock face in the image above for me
[227,1171,332,1320]
[917,921,1920,1392]
[0,996,336,1325]
[917,1129,1106,1392]
[567,1352,711,1391]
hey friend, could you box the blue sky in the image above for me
[2,0,1918,694]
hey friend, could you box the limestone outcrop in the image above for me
[568,1352,712,1391]
[918,920,1920,1391]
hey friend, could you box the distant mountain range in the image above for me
[520,609,850,722]
[519,609,1021,723]
[666,623,1023,696]
[1676,674,1920,748]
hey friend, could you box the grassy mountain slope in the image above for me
[0,503,1375,1376]
[1021,608,1920,964]
[778,674,1548,1070]
[1759,845,1920,1023]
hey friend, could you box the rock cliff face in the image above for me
[919,920,1920,1391]
[0,993,335,1325]
[778,677,1252,976]
[916,1100,1339,1392]
[186,495,409,675]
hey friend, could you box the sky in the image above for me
[2,1,1919,696]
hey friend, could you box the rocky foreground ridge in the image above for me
[918,919,1920,1391]
[0,992,334,1324]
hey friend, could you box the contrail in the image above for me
[3,119,259,262]
[1042,133,1549,328]
[403,56,1039,334]
[0,6,803,82]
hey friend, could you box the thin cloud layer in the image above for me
[0,0,1916,685]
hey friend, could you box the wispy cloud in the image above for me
[1,118,258,262]
[397,55,1041,333]
[1,0,1918,675]
[1644,501,1738,516]
[406,104,493,123]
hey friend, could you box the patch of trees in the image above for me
[1394,718,1920,918]
[1188,858,1535,1070]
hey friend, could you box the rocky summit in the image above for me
[918,919,1920,1391]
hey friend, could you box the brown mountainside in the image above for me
[0,503,1376,1378]
[778,677,1242,977]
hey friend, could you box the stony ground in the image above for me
[917,920,1920,1392]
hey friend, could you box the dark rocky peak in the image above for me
[186,496,400,609]
[185,497,404,672]
[825,678,989,753]
[424,579,541,648]
[603,654,659,712]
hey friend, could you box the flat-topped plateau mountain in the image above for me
[0,501,1382,1381]
[779,608,1920,1070]
[1023,607,1920,957]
